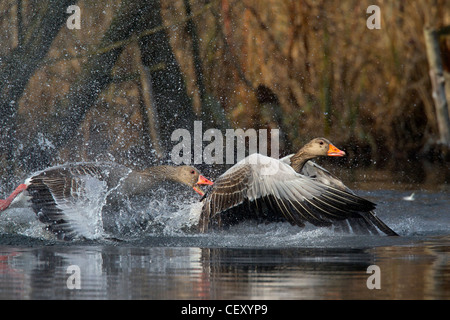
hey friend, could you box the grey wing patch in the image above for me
[301,161,350,192]
[242,184,376,230]
[301,162,398,236]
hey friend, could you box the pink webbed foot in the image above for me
[0,184,27,212]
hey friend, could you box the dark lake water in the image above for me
[0,187,449,300]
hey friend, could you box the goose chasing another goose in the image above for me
[0,138,398,239]
[0,162,213,239]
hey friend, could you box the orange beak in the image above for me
[193,175,214,196]
[327,144,346,157]
[197,175,214,186]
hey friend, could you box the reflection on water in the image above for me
[0,187,449,300]
[0,237,449,299]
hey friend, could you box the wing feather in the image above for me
[199,154,376,232]
[26,163,118,239]
[284,155,398,236]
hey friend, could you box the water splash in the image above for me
[0,189,448,245]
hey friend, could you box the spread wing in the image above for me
[199,154,376,232]
[26,163,117,239]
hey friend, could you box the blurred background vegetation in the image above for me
[1,0,449,196]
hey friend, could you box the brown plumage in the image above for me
[198,138,398,236]
[198,152,377,233]
[288,137,345,172]
[1,162,213,239]
[281,138,398,236]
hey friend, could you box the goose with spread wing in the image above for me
[281,138,398,236]
[199,153,376,233]
[0,162,213,239]
[199,138,397,236]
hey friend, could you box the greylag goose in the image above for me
[198,138,397,236]
[0,162,213,239]
[281,138,398,236]
[198,153,377,233]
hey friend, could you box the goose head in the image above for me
[301,138,346,157]
[288,138,346,172]
[174,166,214,196]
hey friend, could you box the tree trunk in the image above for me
[138,1,197,156]
[20,0,195,172]
[0,0,77,190]
[135,44,165,162]
[423,26,450,145]
[184,0,207,109]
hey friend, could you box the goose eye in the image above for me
[190,170,195,174]
[319,141,324,145]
